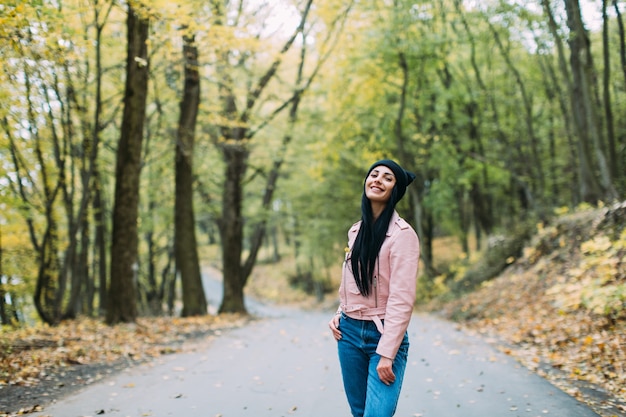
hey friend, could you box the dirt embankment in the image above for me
[429,202,626,417]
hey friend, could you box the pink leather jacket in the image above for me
[339,211,420,360]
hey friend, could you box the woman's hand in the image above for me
[377,356,395,385]
[328,314,342,340]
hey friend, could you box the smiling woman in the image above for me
[364,166,397,209]
[329,159,419,417]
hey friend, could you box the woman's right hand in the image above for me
[328,314,342,340]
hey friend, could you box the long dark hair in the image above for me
[350,187,399,296]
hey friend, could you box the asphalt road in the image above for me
[31,275,600,417]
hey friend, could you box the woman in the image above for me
[329,159,420,417]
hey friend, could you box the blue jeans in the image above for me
[337,313,409,417]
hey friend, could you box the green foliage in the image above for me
[1,0,625,322]
[417,220,535,303]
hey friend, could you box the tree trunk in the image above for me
[454,0,517,222]
[465,101,493,241]
[59,0,112,320]
[535,48,579,204]
[27,65,65,325]
[564,0,617,202]
[34,214,62,325]
[3,117,52,325]
[394,49,436,273]
[613,0,626,193]
[46,67,74,322]
[0,225,9,326]
[143,212,160,315]
[175,34,207,317]
[271,226,280,263]
[77,215,90,315]
[242,88,307,286]
[211,0,312,314]
[83,215,96,316]
[487,17,544,204]
[92,5,109,317]
[93,168,108,316]
[613,0,626,87]
[540,0,582,205]
[165,246,176,316]
[217,144,248,314]
[106,5,149,325]
[601,0,618,182]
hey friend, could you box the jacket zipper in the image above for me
[374,259,380,307]
[374,275,378,307]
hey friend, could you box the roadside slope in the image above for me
[430,202,626,417]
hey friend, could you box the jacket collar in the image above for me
[350,210,401,236]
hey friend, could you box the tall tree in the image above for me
[0,224,7,325]
[541,0,601,203]
[90,0,116,318]
[388,9,437,274]
[209,0,315,314]
[563,0,617,202]
[5,64,64,325]
[106,4,150,325]
[601,0,618,182]
[486,9,544,209]
[175,33,207,316]
[209,0,352,313]
[614,0,626,87]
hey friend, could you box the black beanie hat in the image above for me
[366,159,416,204]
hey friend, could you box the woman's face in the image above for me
[365,165,396,204]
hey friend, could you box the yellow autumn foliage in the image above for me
[433,203,626,405]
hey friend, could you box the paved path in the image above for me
[31,276,599,417]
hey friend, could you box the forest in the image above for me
[0,0,624,330]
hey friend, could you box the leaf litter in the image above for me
[431,203,626,417]
[0,314,249,415]
[2,203,624,416]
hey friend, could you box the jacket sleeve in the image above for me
[376,225,420,359]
